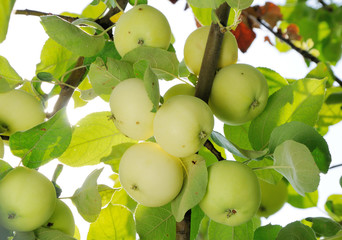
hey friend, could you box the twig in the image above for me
[204,139,225,161]
[318,0,333,12]
[15,9,77,22]
[329,163,342,169]
[257,18,342,87]
[49,56,86,117]
[0,135,10,141]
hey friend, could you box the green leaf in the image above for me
[9,109,72,168]
[81,1,107,19]
[87,204,136,240]
[0,160,12,181]
[276,221,316,240]
[83,41,122,65]
[59,112,135,167]
[71,168,103,222]
[36,72,54,82]
[226,0,253,10]
[40,15,105,57]
[171,154,208,222]
[122,46,179,80]
[88,57,135,101]
[187,0,225,8]
[257,67,288,96]
[253,224,282,240]
[13,231,36,240]
[133,60,160,112]
[190,205,205,240]
[306,217,342,237]
[211,131,267,160]
[273,140,320,196]
[248,158,283,185]
[325,194,342,223]
[249,78,326,150]
[208,217,260,240]
[287,183,318,209]
[0,0,15,43]
[190,5,212,26]
[306,62,335,87]
[110,174,138,212]
[0,56,23,92]
[34,227,76,240]
[317,87,342,131]
[135,204,176,240]
[101,142,136,173]
[269,121,331,173]
[36,38,78,80]
[224,122,252,150]
[98,184,116,207]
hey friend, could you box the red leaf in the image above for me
[259,2,283,28]
[231,22,256,53]
[286,23,302,41]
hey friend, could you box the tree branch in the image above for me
[257,18,342,87]
[49,56,86,117]
[0,135,9,141]
[176,3,231,240]
[15,9,78,22]
[204,139,225,161]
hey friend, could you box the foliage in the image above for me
[0,0,341,239]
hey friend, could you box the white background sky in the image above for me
[1,0,342,239]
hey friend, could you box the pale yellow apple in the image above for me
[199,160,261,226]
[184,25,238,76]
[153,95,214,158]
[114,4,171,57]
[0,89,45,135]
[163,83,195,102]
[109,78,156,140]
[0,167,56,232]
[209,64,268,125]
[119,142,183,207]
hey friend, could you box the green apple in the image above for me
[163,83,195,102]
[0,89,45,135]
[119,142,184,207]
[209,64,268,125]
[44,199,75,236]
[153,95,214,158]
[0,167,57,232]
[109,78,156,140]
[199,160,261,226]
[184,25,238,76]
[257,178,288,218]
[114,4,171,57]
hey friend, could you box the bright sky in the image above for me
[1,0,341,238]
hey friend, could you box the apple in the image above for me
[183,25,238,76]
[257,178,288,218]
[109,78,156,140]
[153,95,214,158]
[114,4,171,57]
[0,89,45,135]
[209,64,268,125]
[199,160,261,226]
[43,199,75,236]
[163,83,195,102]
[119,142,184,207]
[0,167,57,232]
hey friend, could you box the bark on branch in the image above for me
[176,3,231,240]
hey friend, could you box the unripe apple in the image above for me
[0,167,57,232]
[43,199,75,236]
[0,89,45,135]
[257,178,288,218]
[114,4,171,57]
[199,160,261,226]
[209,64,268,125]
[184,25,238,76]
[119,142,183,207]
[163,83,195,102]
[109,78,156,140]
[153,95,214,158]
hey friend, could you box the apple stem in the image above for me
[8,213,16,219]
[226,209,237,218]
[250,99,260,110]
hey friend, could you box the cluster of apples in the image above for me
[109,3,284,227]
[0,167,75,236]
